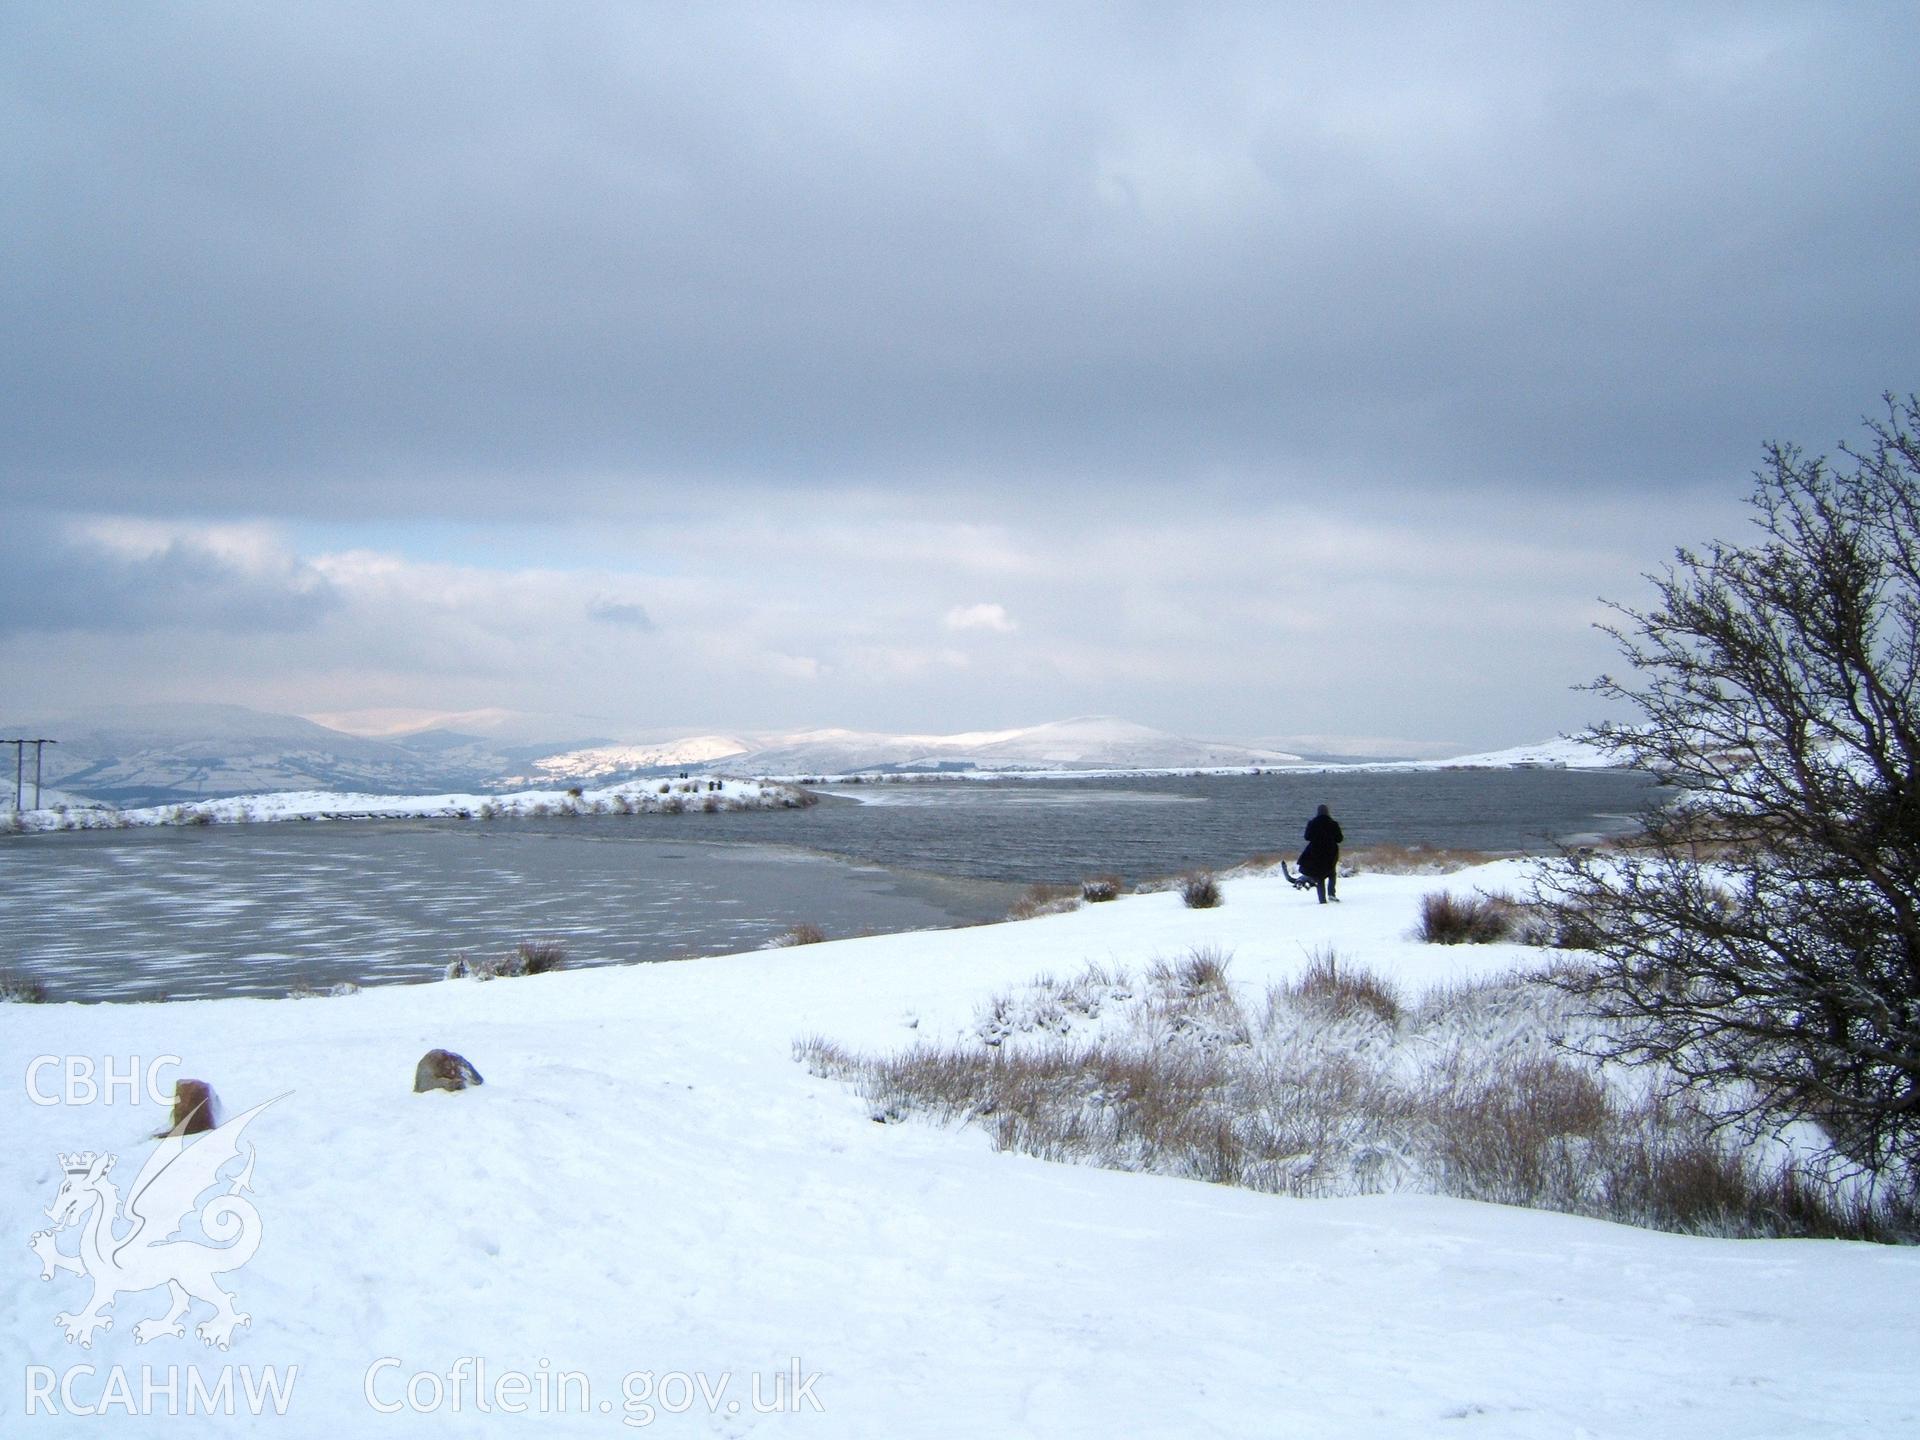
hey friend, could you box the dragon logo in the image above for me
[29,1097,279,1351]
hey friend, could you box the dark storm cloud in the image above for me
[3,3,1916,519]
[0,517,338,635]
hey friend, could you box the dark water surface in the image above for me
[0,769,1659,1001]
[712,768,1662,882]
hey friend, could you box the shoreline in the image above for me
[0,775,815,835]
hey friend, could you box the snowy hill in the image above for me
[3,865,1911,1435]
[1419,736,1618,769]
[525,735,753,780]
[0,703,467,807]
[0,704,615,805]
[4,703,1622,806]
[709,716,1302,776]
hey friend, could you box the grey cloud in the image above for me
[0,519,339,636]
[587,598,655,631]
[3,4,1915,521]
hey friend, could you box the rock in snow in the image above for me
[413,1049,484,1094]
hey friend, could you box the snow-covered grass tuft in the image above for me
[444,940,569,981]
[765,923,829,948]
[1282,947,1403,1026]
[1179,870,1223,908]
[801,957,1918,1242]
[285,978,362,999]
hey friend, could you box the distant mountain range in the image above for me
[0,705,1303,805]
[529,718,1304,782]
[0,703,1600,808]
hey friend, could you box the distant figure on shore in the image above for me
[1300,803,1344,904]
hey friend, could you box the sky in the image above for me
[3,3,1916,754]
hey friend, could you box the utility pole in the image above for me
[3,739,55,811]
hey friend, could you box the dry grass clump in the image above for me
[285,977,362,999]
[792,1034,858,1079]
[446,939,569,981]
[1179,871,1223,909]
[1417,889,1520,944]
[1147,946,1231,996]
[514,939,569,973]
[1347,843,1507,874]
[1281,948,1403,1025]
[1007,883,1081,921]
[1080,875,1124,903]
[0,968,49,1003]
[766,923,828,948]
[797,955,1916,1242]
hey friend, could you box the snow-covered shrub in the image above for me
[1081,875,1124,903]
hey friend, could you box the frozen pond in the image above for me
[0,768,1661,1002]
[0,825,1012,1002]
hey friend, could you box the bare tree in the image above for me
[1539,394,1920,1179]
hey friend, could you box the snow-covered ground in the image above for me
[2,776,809,834]
[5,865,1912,1436]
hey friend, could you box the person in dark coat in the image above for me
[1300,803,1344,904]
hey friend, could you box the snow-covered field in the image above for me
[3,776,809,834]
[5,865,1913,1436]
